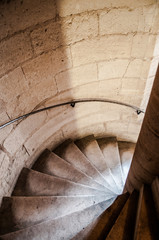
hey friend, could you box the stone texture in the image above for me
[125,59,151,79]
[54,141,116,192]
[3,112,47,155]
[32,150,109,193]
[56,63,97,92]
[71,35,133,66]
[0,200,115,240]
[0,0,56,40]
[31,21,61,55]
[0,33,33,76]
[0,67,29,118]
[13,168,106,196]
[97,138,124,193]
[31,12,98,54]
[131,34,156,58]
[57,0,155,17]
[98,79,122,99]
[100,8,141,35]
[98,60,129,80]
[61,12,98,45]
[0,195,107,234]
[22,47,72,83]
[75,136,121,194]
[71,193,129,240]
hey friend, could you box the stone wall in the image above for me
[0,0,159,202]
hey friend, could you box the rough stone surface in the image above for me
[99,8,141,35]
[0,0,159,201]
[0,0,56,40]
[98,60,129,80]
[71,35,133,66]
[31,21,61,55]
[56,63,97,92]
[0,195,107,234]
[57,0,155,17]
[3,112,47,155]
[0,33,33,76]
[0,200,115,240]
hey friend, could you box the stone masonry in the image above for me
[0,0,159,204]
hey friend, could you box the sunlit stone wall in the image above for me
[0,0,159,202]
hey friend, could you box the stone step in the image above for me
[118,141,135,182]
[97,137,124,193]
[12,168,107,197]
[71,192,129,240]
[106,190,139,240]
[75,135,118,194]
[32,149,110,194]
[54,140,112,191]
[0,195,108,235]
[0,199,115,240]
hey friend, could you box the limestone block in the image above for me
[98,60,129,80]
[49,81,100,102]
[138,5,157,33]
[24,108,72,155]
[31,21,61,55]
[51,47,72,74]
[0,33,33,76]
[0,67,30,118]
[100,8,141,35]
[0,0,56,40]
[22,53,56,88]
[0,110,13,144]
[98,79,122,99]
[150,4,159,34]
[71,35,132,66]
[31,13,98,54]
[107,0,156,9]
[0,67,28,106]
[61,12,98,45]
[13,77,57,118]
[125,59,150,78]
[57,0,155,17]
[121,78,140,90]
[3,112,47,155]
[56,63,97,92]
[56,0,109,17]
[131,34,156,58]
[61,116,106,140]
[0,150,10,197]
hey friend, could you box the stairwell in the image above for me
[0,136,158,239]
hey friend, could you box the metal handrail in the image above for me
[0,98,145,129]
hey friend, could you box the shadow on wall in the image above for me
[0,0,159,201]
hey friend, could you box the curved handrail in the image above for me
[0,98,145,129]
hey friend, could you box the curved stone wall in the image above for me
[0,0,159,201]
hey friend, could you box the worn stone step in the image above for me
[32,149,111,194]
[0,199,115,240]
[71,192,129,240]
[75,135,118,194]
[12,168,107,197]
[106,190,139,240]
[54,140,112,191]
[97,137,124,193]
[0,195,108,235]
[118,141,135,182]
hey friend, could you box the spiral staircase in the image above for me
[0,135,158,239]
